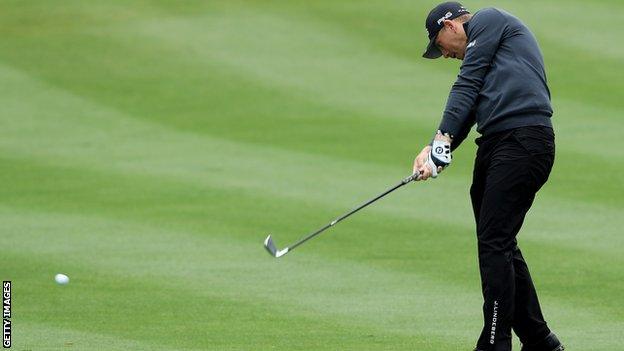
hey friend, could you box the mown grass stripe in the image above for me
[3,208,622,350]
[1,150,622,318]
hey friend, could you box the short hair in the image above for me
[455,14,472,23]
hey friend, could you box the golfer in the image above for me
[412,2,564,351]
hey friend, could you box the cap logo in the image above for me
[436,11,453,25]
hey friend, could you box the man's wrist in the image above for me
[429,133,452,169]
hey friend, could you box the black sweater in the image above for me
[438,8,553,150]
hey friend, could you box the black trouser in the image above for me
[471,126,555,351]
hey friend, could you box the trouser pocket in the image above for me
[511,126,555,156]
[510,127,555,192]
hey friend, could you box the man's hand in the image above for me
[412,132,452,180]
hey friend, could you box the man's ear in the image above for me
[443,19,457,33]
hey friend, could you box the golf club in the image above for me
[263,172,422,258]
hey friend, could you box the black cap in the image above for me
[422,2,470,59]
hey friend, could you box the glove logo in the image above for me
[435,146,443,154]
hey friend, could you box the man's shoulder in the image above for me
[468,8,512,34]
[472,7,505,23]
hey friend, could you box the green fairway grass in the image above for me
[1,1,622,350]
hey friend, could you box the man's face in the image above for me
[435,20,468,60]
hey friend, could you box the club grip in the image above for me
[404,171,422,183]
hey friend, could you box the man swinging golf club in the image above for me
[413,2,564,351]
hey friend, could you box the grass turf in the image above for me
[1,0,622,350]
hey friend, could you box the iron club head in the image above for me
[263,235,289,258]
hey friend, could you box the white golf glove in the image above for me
[426,131,452,178]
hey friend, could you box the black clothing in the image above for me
[470,126,555,350]
[438,8,553,147]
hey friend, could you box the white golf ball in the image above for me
[54,273,70,285]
